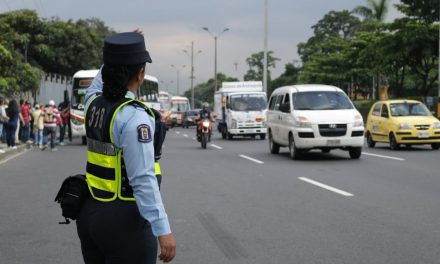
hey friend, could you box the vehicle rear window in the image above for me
[294,91,353,110]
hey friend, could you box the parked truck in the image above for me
[214,81,268,140]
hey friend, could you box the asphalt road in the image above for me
[0,127,439,264]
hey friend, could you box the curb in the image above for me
[0,144,30,163]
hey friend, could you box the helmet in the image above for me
[202,102,209,109]
[48,100,55,106]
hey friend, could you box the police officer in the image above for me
[77,32,176,263]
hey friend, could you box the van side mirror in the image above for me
[279,103,290,113]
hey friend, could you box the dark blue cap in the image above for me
[103,32,152,65]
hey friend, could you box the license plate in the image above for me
[326,139,341,146]
[418,132,429,138]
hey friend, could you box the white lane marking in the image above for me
[0,149,29,166]
[192,137,196,141]
[362,152,405,161]
[183,134,188,137]
[239,154,264,164]
[176,131,181,135]
[210,144,223,150]
[299,177,354,197]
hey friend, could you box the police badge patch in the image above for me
[137,124,152,143]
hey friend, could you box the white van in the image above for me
[267,85,364,159]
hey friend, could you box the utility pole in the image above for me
[203,27,229,93]
[263,0,268,94]
[183,42,202,109]
[170,65,186,95]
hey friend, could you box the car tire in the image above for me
[288,134,301,160]
[269,131,280,154]
[82,136,87,145]
[366,132,376,148]
[432,143,440,150]
[389,133,399,150]
[349,147,362,159]
[260,134,266,140]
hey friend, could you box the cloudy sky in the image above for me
[1,0,402,95]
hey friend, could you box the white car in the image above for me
[267,85,364,159]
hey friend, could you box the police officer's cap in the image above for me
[103,32,152,65]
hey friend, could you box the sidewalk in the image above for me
[0,142,30,163]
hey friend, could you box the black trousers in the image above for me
[76,197,158,264]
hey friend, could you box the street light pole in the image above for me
[203,27,229,93]
[263,0,268,94]
[183,42,202,109]
[170,64,186,95]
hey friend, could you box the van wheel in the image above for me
[366,132,375,148]
[82,136,87,145]
[432,143,440,150]
[289,134,301,160]
[389,133,399,150]
[349,147,362,159]
[269,131,280,154]
[260,134,266,140]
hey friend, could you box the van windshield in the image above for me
[294,91,353,110]
[230,94,267,111]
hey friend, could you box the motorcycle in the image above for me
[197,118,212,149]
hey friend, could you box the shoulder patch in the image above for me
[137,124,152,143]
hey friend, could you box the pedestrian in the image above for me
[32,104,44,148]
[19,99,32,143]
[5,99,24,149]
[0,97,8,143]
[58,100,70,146]
[77,31,176,264]
[41,100,61,151]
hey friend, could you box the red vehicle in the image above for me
[197,118,212,149]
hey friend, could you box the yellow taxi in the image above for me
[366,100,440,150]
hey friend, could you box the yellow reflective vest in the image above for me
[85,96,161,202]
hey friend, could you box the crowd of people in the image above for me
[0,96,71,153]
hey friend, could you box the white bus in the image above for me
[170,96,191,126]
[70,69,160,144]
[70,70,99,145]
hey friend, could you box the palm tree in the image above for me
[353,0,390,22]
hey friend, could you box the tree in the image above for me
[353,0,390,22]
[396,0,439,24]
[243,51,279,82]
[312,10,361,40]
[183,73,238,107]
[298,10,361,64]
[270,63,301,96]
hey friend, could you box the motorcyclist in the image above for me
[196,102,214,141]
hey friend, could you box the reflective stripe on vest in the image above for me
[154,162,161,175]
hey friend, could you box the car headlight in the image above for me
[433,122,440,129]
[398,123,412,130]
[295,116,312,128]
[231,119,237,129]
[353,115,364,127]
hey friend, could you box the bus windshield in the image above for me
[71,78,93,110]
[171,101,190,112]
[230,94,267,111]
